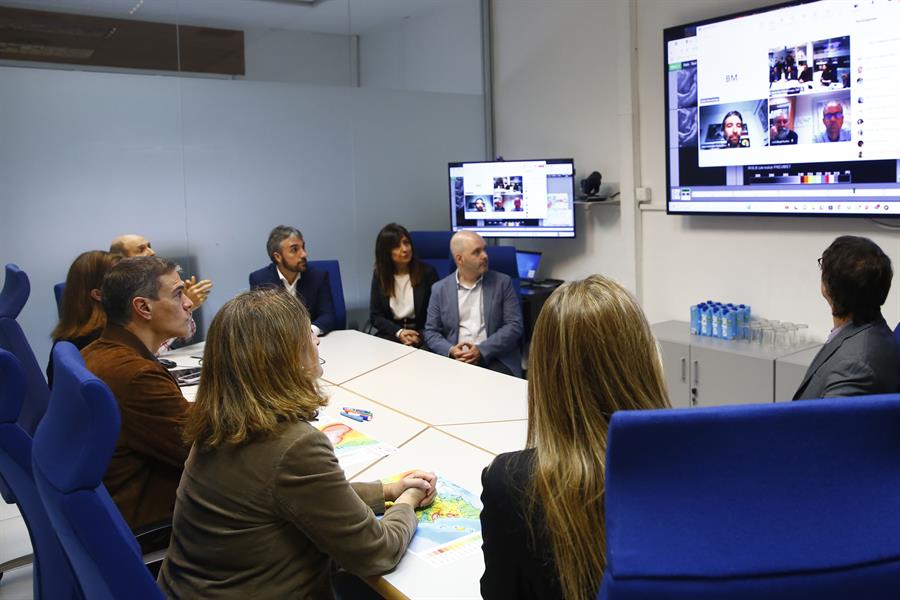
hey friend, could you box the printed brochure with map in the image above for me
[384,473,483,567]
[315,412,397,470]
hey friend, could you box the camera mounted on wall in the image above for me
[579,170,604,201]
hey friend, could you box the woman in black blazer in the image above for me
[480,275,671,600]
[369,223,438,347]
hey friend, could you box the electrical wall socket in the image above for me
[635,187,652,203]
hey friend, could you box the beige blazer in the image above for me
[157,420,417,599]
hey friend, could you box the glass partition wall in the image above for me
[0,0,488,361]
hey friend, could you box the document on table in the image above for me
[316,411,398,470]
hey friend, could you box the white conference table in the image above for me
[318,331,419,385]
[162,330,528,599]
[354,428,495,600]
[342,347,528,426]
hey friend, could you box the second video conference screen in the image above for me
[665,0,900,216]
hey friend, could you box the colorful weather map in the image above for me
[316,414,397,470]
[386,474,483,566]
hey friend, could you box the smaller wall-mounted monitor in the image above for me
[449,158,576,238]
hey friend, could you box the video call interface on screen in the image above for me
[665,0,900,216]
[449,159,576,238]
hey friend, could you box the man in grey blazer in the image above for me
[794,235,899,400]
[424,231,524,377]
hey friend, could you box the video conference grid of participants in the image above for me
[665,0,900,216]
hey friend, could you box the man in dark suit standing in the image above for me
[249,225,335,335]
[424,230,523,377]
[794,235,899,400]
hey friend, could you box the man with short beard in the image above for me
[249,225,336,335]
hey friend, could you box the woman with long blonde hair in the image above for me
[480,275,670,600]
[158,288,437,598]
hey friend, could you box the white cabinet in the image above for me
[657,338,692,409]
[774,345,823,402]
[652,321,820,407]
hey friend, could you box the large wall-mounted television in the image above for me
[449,158,576,238]
[664,0,900,217]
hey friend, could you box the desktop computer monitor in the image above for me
[449,158,576,237]
[515,251,542,280]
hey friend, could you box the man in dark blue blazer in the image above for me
[794,235,899,400]
[248,225,336,335]
[424,231,523,377]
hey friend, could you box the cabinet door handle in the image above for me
[680,358,686,382]
[693,360,699,385]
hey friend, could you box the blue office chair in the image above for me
[410,230,454,278]
[32,343,164,600]
[309,260,346,331]
[54,282,65,318]
[0,264,50,437]
[599,395,900,599]
[485,245,520,294]
[0,350,82,599]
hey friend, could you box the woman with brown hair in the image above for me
[46,250,118,386]
[158,288,436,598]
[480,275,671,600]
[369,223,438,346]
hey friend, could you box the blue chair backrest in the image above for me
[308,260,346,331]
[485,245,520,293]
[409,230,453,260]
[54,282,66,318]
[0,264,50,437]
[410,230,455,279]
[409,231,456,279]
[421,257,453,279]
[600,395,900,600]
[32,343,163,600]
[0,350,81,599]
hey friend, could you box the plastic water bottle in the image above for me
[690,304,701,335]
[711,306,722,338]
[722,309,736,340]
[733,305,745,338]
[700,304,711,336]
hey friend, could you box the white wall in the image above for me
[491,0,900,340]
[359,0,484,95]
[243,27,355,86]
[0,65,485,365]
[491,0,638,290]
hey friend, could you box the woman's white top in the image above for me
[389,273,415,320]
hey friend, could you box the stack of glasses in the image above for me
[745,319,810,350]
